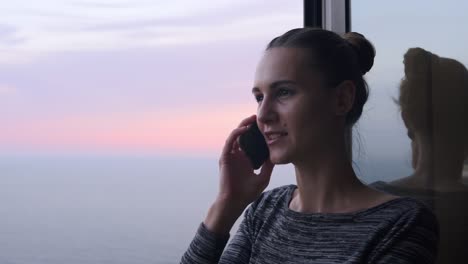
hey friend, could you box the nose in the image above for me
[257,97,277,125]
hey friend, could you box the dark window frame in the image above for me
[304,0,351,33]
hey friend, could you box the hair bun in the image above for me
[343,32,376,75]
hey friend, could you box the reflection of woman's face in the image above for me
[253,47,336,164]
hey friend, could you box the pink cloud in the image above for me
[1,103,256,155]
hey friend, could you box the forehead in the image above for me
[254,47,318,87]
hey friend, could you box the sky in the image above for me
[0,0,301,156]
[0,0,467,158]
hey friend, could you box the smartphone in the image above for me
[239,122,269,169]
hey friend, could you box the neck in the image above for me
[411,139,465,189]
[291,137,367,213]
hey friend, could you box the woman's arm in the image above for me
[180,115,274,263]
[180,222,231,264]
[180,199,256,264]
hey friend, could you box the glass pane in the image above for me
[0,1,302,263]
[352,1,468,263]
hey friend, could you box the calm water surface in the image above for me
[0,155,410,263]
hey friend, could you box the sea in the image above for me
[0,154,411,264]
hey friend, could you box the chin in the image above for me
[269,151,292,165]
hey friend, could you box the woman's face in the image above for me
[253,47,337,164]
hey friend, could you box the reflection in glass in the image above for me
[371,47,468,263]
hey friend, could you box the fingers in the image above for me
[237,115,256,128]
[259,159,274,178]
[221,126,249,157]
[232,137,241,153]
[222,115,256,156]
[255,159,274,190]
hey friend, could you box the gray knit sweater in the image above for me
[181,184,439,264]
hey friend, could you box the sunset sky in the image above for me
[1,0,467,158]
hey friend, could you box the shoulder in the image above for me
[400,198,438,231]
[372,196,437,225]
[263,184,295,199]
[244,184,294,218]
[358,196,439,241]
[368,198,439,262]
[254,184,295,208]
[384,196,431,211]
[369,180,436,208]
[369,197,439,248]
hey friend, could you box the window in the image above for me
[0,1,302,262]
[352,1,468,262]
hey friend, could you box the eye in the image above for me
[277,88,293,98]
[254,94,264,103]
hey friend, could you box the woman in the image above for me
[370,47,468,263]
[180,28,438,263]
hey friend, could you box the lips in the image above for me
[264,131,288,144]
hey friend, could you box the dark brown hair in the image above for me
[266,28,376,126]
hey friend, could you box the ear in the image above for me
[334,80,356,116]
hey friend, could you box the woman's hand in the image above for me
[204,115,274,235]
[217,115,275,208]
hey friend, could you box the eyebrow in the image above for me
[252,80,297,93]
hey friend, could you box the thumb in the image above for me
[258,159,274,183]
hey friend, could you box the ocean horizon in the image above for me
[0,154,411,263]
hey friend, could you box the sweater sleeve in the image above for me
[179,222,231,264]
[180,202,257,264]
[217,209,255,263]
[372,207,439,264]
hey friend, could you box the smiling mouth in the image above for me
[265,132,288,144]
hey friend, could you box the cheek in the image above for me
[283,105,319,146]
[277,92,334,142]
[294,101,331,131]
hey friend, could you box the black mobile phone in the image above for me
[239,122,269,170]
